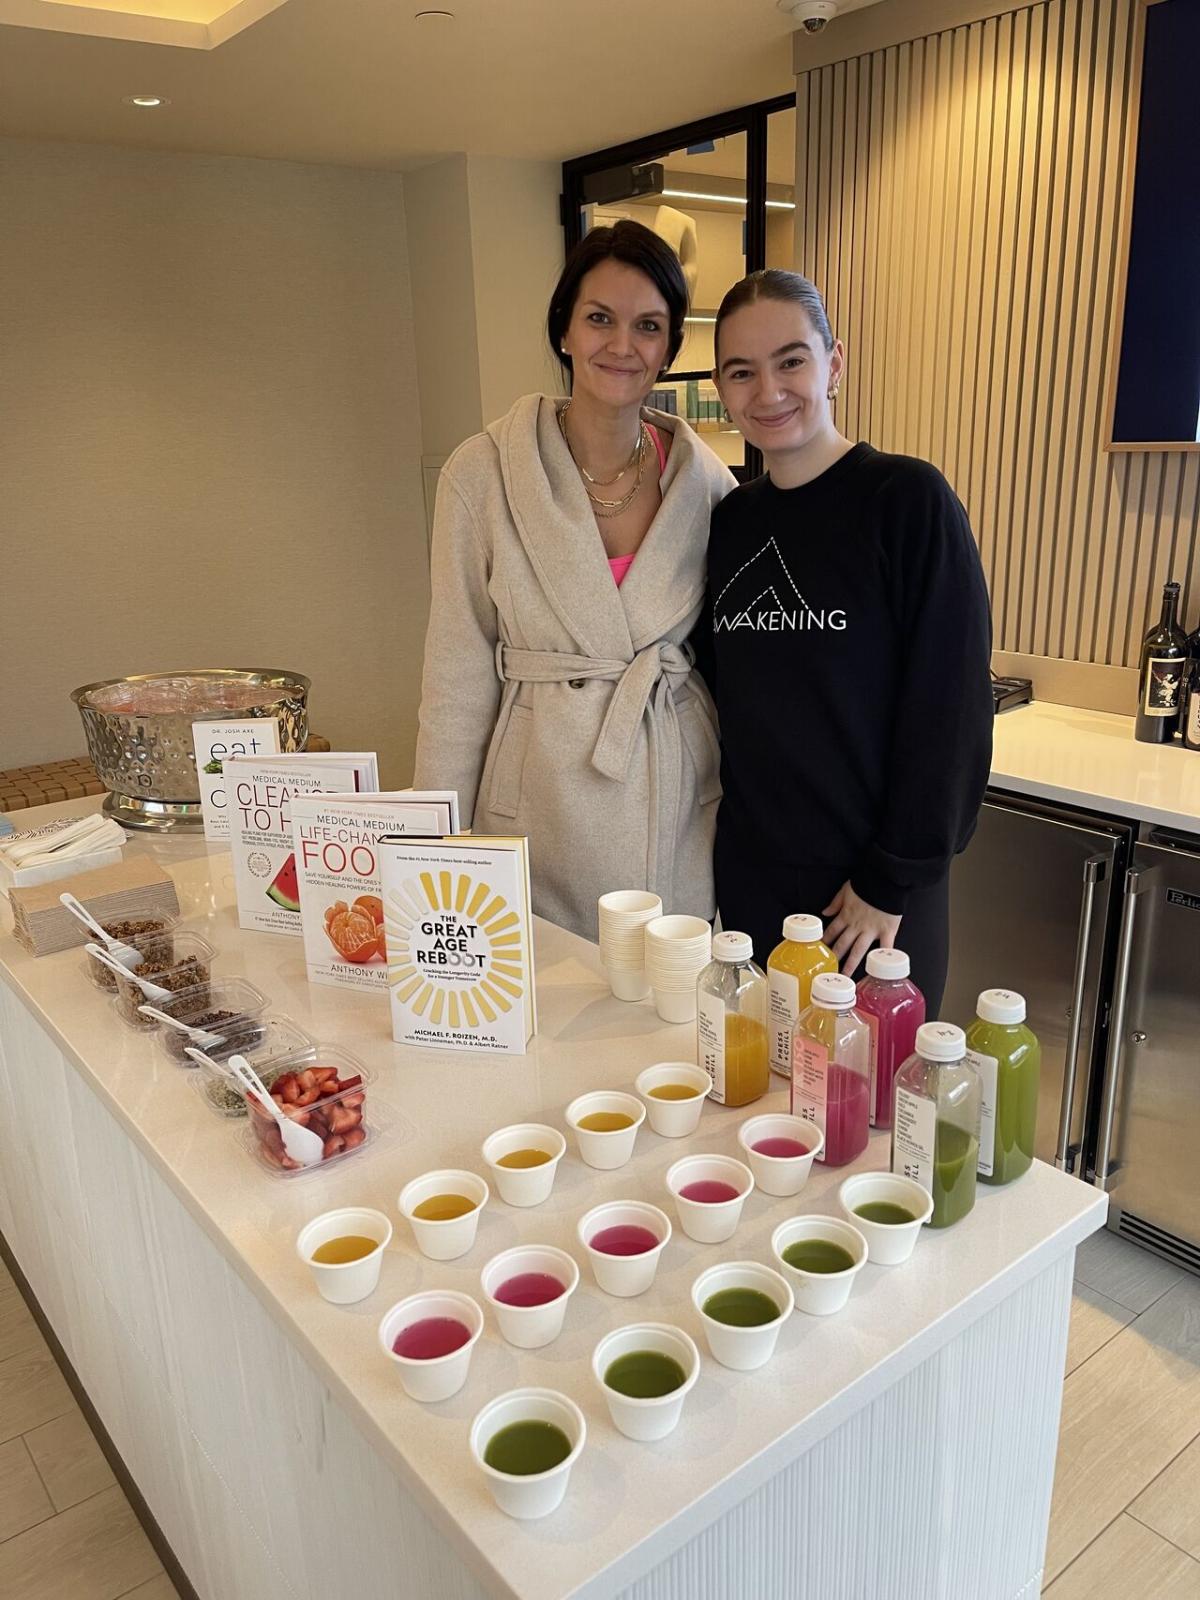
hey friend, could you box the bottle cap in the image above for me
[811,971,856,1009]
[865,948,910,980]
[713,931,753,964]
[916,1022,966,1062]
[976,988,1026,1024]
[782,913,824,944]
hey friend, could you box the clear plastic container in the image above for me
[790,972,871,1166]
[855,948,926,1130]
[965,989,1040,1186]
[240,1043,374,1175]
[112,932,216,1029]
[891,1022,981,1228]
[695,932,769,1108]
[83,914,180,991]
[766,914,837,1077]
[192,1016,316,1118]
[154,977,270,1066]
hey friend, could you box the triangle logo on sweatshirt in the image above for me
[712,536,847,633]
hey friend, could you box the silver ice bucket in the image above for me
[72,668,310,831]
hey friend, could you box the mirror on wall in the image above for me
[1109,0,1200,449]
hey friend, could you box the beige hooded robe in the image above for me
[412,393,736,941]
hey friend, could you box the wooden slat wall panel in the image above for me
[794,0,1200,667]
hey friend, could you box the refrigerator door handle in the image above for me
[1094,865,1152,1194]
[1055,853,1108,1171]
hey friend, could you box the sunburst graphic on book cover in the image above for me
[385,868,527,1031]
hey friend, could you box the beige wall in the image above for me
[792,0,1200,677]
[0,137,430,784]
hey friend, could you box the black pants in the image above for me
[715,830,952,1019]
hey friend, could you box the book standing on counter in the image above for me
[291,790,460,991]
[192,719,283,841]
[225,753,379,936]
[381,835,536,1053]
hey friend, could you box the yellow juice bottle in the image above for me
[696,932,769,1107]
[766,914,837,1077]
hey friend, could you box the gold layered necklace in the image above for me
[557,401,649,518]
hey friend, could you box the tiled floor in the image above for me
[0,1233,1196,1599]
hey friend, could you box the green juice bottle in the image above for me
[966,989,1040,1186]
[891,1023,981,1229]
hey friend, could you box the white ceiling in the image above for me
[0,0,880,171]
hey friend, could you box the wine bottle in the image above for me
[1135,581,1187,744]
[1182,613,1200,753]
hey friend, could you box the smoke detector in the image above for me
[778,0,838,32]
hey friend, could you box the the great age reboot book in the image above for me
[290,791,459,991]
[224,753,378,936]
[380,835,536,1053]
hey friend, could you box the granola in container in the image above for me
[152,976,269,1065]
[112,932,215,1029]
[84,915,179,991]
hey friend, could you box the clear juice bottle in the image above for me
[892,1023,981,1228]
[965,988,1040,1186]
[766,914,837,1077]
[696,932,769,1108]
[855,948,925,1129]
[790,972,871,1166]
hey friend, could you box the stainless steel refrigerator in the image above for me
[944,793,1200,1276]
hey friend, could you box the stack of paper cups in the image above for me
[643,915,713,1024]
[598,891,663,1002]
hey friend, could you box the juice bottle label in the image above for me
[966,1048,998,1177]
[893,1087,935,1195]
[698,991,726,1104]
[767,969,799,1076]
[791,1035,829,1160]
[866,1012,880,1126]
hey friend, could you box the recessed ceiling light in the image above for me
[122,95,170,108]
[415,9,455,19]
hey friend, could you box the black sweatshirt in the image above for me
[696,443,994,915]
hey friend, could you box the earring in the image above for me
[827,383,840,400]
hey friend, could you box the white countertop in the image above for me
[991,701,1200,832]
[0,799,1107,1600]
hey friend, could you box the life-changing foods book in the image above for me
[191,719,284,842]
[380,835,536,1053]
[224,753,378,936]
[290,791,459,991]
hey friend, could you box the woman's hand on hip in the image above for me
[822,882,902,979]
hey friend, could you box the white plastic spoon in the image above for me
[85,942,172,1002]
[61,893,141,965]
[137,1004,226,1049]
[226,1053,324,1168]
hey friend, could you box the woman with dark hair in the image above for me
[698,269,993,1014]
[413,221,734,940]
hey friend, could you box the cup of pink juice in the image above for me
[379,1290,484,1402]
[737,1113,824,1197]
[481,1245,579,1349]
[665,1154,754,1244]
[577,1200,672,1296]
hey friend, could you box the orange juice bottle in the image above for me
[696,932,769,1107]
[767,915,837,1077]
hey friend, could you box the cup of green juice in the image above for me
[690,1260,794,1370]
[771,1216,867,1315]
[837,1172,932,1265]
[470,1388,586,1519]
[592,1322,700,1441]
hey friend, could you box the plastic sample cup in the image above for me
[644,914,712,1024]
[592,1323,700,1442]
[691,1261,794,1371]
[577,1201,672,1297]
[737,1114,825,1197]
[398,1169,489,1261]
[564,1091,645,1170]
[771,1215,868,1315]
[665,1153,754,1244]
[480,1245,580,1350]
[480,1124,566,1208]
[296,1207,392,1306]
[598,890,662,1003]
[470,1389,586,1520]
[635,1062,711,1138]
[837,1172,933,1266]
[378,1290,484,1403]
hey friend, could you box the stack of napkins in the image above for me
[9,855,180,956]
[0,813,126,892]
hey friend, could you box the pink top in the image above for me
[607,424,668,587]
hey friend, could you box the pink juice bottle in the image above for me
[790,972,871,1167]
[856,948,925,1130]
